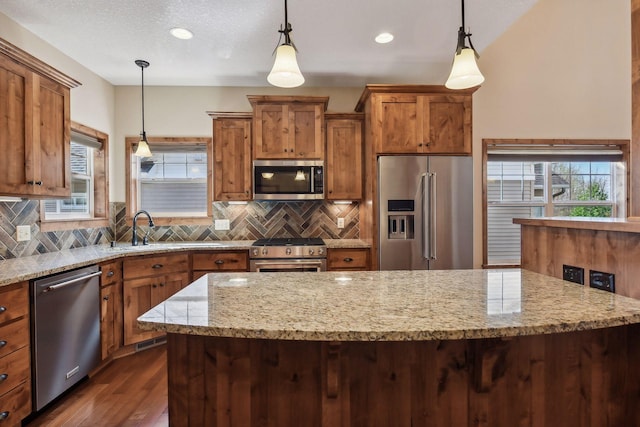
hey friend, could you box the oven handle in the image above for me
[253,260,324,272]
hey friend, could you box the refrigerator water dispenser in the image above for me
[388,215,414,239]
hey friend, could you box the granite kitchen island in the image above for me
[138,269,640,427]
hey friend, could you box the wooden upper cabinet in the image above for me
[0,38,80,198]
[356,85,476,155]
[210,112,252,201]
[325,113,363,200]
[248,95,328,160]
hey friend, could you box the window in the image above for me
[483,140,628,267]
[126,137,213,224]
[40,123,109,231]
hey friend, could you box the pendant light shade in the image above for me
[445,0,484,90]
[134,59,152,157]
[268,0,304,88]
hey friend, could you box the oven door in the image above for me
[250,259,327,272]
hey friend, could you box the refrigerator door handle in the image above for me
[422,173,430,259]
[429,172,437,260]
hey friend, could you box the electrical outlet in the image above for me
[16,225,31,241]
[214,219,230,230]
[337,218,345,229]
[562,264,584,285]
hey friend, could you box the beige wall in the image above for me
[472,0,631,266]
[0,0,632,267]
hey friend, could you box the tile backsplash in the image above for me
[0,200,359,260]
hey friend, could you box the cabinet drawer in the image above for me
[123,254,189,280]
[327,248,370,270]
[100,261,122,286]
[0,318,28,360]
[0,347,29,398]
[193,251,249,272]
[0,284,28,326]
[0,380,31,425]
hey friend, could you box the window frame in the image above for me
[482,139,630,269]
[125,136,213,226]
[39,122,109,231]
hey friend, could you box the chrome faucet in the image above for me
[132,210,155,246]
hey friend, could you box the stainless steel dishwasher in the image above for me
[31,265,101,411]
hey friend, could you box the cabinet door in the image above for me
[100,282,122,360]
[123,277,164,345]
[213,117,252,200]
[0,56,33,196]
[289,104,324,159]
[377,95,421,154]
[34,75,71,197]
[254,104,288,158]
[326,118,363,200]
[327,248,370,271]
[156,272,189,303]
[421,95,470,154]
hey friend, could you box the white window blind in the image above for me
[137,143,208,217]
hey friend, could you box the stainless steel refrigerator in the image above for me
[378,155,473,270]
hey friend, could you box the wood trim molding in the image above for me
[354,84,479,112]
[0,37,81,88]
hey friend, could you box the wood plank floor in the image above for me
[26,345,168,427]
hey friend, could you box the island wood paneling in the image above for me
[166,324,640,427]
[519,224,640,299]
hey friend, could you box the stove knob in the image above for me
[308,248,315,255]
[262,248,268,255]
[286,248,292,255]
[252,248,259,256]
[318,248,324,255]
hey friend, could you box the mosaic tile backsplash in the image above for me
[0,200,359,260]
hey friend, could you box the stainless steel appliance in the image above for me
[31,265,101,411]
[378,155,473,270]
[253,160,324,200]
[250,238,327,271]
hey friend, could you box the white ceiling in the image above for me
[0,0,538,87]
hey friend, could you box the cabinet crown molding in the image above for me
[0,37,81,88]
[355,84,477,112]
[247,95,329,111]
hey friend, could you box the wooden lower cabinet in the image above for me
[327,248,370,271]
[123,254,189,346]
[100,260,123,360]
[0,282,31,426]
[192,250,249,280]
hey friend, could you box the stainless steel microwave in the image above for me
[253,160,324,200]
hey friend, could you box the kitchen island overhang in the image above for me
[138,270,640,427]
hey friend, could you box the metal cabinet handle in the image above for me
[214,260,224,265]
[0,341,6,348]
[0,307,5,313]
[343,257,353,263]
[152,264,163,269]
[0,411,9,420]
[0,374,8,382]
[159,283,165,287]
[27,180,43,186]
[103,295,109,301]
[106,271,115,277]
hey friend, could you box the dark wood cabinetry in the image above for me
[122,254,189,345]
[327,248,370,271]
[0,38,80,198]
[192,250,249,280]
[210,112,252,201]
[0,282,31,426]
[325,113,364,200]
[100,260,123,360]
[248,96,328,160]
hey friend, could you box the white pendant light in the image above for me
[267,0,305,88]
[134,59,152,157]
[445,0,484,90]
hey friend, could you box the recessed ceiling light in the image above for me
[170,27,193,40]
[375,32,394,44]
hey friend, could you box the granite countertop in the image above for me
[137,269,640,341]
[513,216,640,233]
[0,239,370,286]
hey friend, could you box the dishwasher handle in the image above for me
[42,271,102,293]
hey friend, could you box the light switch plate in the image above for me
[16,225,30,241]
[214,219,230,230]
[337,218,345,229]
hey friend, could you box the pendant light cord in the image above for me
[141,64,145,136]
[461,0,465,32]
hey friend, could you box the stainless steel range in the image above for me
[250,238,327,272]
